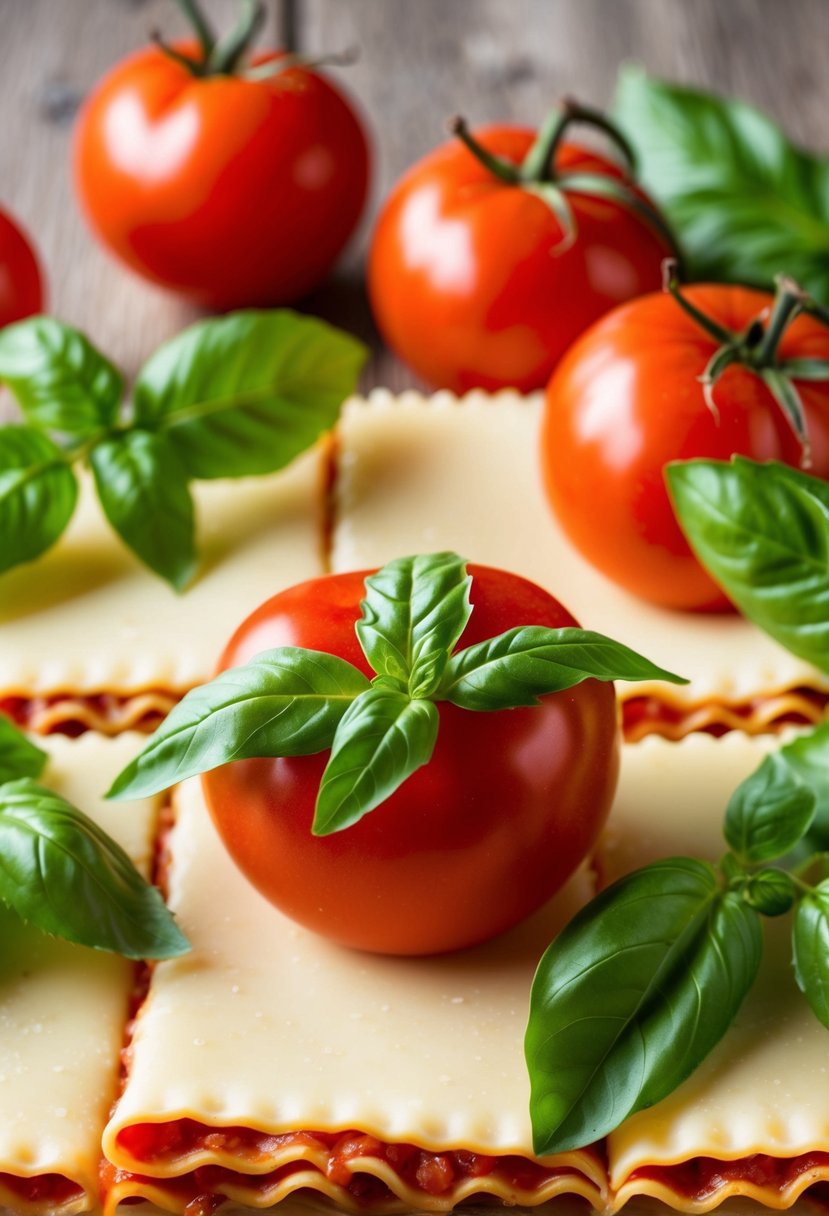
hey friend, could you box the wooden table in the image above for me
[0,0,826,392]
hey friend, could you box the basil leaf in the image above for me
[614,67,829,302]
[668,457,829,673]
[526,858,762,1154]
[356,552,473,696]
[724,752,816,864]
[778,722,829,847]
[0,778,188,959]
[793,879,829,1029]
[314,688,439,835]
[108,647,371,800]
[90,431,196,592]
[439,626,686,711]
[0,717,46,785]
[132,311,366,479]
[743,869,797,917]
[0,426,78,575]
[0,317,122,437]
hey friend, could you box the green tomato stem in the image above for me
[174,0,217,59]
[208,0,266,75]
[521,97,637,185]
[447,117,520,184]
[151,32,205,76]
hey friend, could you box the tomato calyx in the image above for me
[664,260,829,468]
[449,100,675,254]
[108,552,686,826]
[153,0,266,78]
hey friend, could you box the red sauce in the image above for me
[0,690,179,737]
[111,1119,595,1207]
[0,1171,82,1207]
[622,686,828,743]
[630,1150,829,1202]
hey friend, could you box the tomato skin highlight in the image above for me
[72,46,369,309]
[0,205,44,326]
[368,127,672,394]
[541,285,829,612]
[203,565,619,956]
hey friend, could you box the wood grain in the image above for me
[0,0,825,392]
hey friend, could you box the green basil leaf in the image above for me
[356,552,473,696]
[742,868,797,917]
[0,717,46,785]
[439,626,686,711]
[90,431,196,592]
[132,311,366,479]
[668,457,829,673]
[526,857,762,1154]
[778,722,829,848]
[0,778,188,958]
[0,317,122,437]
[792,879,829,1029]
[614,67,829,302]
[724,751,816,864]
[108,647,371,800]
[0,426,78,575]
[314,688,439,835]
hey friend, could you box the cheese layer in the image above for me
[0,733,163,1215]
[600,734,829,1210]
[103,778,602,1209]
[331,391,826,716]
[0,449,325,697]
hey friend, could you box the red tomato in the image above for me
[72,45,369,309]
[368,123,673,393]
[0,205,44,326]
[541,284,829,612]
[202,565,619,956]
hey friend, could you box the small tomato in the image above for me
[0,205,44,327]
[541,274,829,611]
[202,564,619,956]
[72,3,369,309]
[368,103,674,394]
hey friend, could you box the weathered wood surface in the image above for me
[0,0,826,392]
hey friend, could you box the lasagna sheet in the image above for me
[0,733,164,1215]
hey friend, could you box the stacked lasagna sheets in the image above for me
[1,392,828,1215]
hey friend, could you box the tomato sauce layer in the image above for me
[109,1121,602,1208]
[623,687,828,743]
[627,1151,829,1206]
[0,691,181,737]
[0,1171,83,1211]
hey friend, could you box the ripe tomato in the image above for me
[541,282,829,612]
[73,38,369,309]
[368,115,673,394]
[202,565,619,955]
[0,205,44,327]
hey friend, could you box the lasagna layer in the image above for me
[0,448,326,701]
[1,690,181,736]
[102,779,603,1213]
[331,391,829,735]
[0,733,164,1216]
[598,734,829,1213]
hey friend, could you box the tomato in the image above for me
[72,24,369,309]
[368,110,673,394]
[541,282,829,612]
[0,205,44,327]
[202,564,619,955]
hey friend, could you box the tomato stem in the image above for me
[755,275,807,366]
[208,0,266,75]
[242,46,359,81]
[663,260,734,346]
[151,32,206,76]
[174,0,216,59]
[521,98,637,185]
[447,117,520,184]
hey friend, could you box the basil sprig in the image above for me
[0,717,187,959]
[614,67,829,302]
[667,456,829,674]
[527,726,829,1154]
[0,311,366,590]
[110,552,685,831]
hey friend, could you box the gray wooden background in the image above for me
[0,0,826,392]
